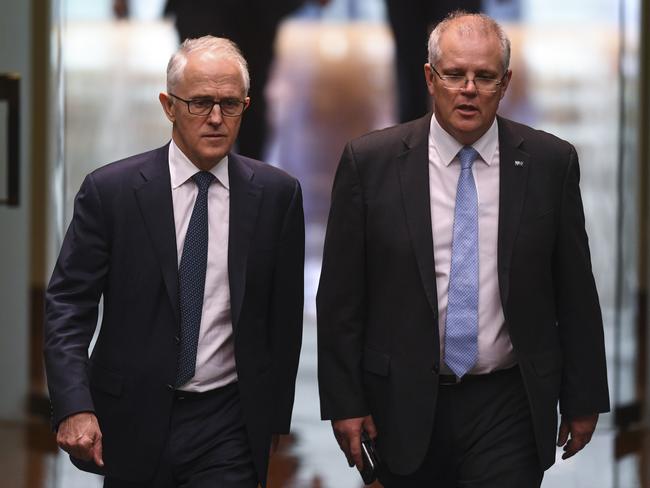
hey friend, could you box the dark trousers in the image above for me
[379,367,543,488]
[385,0,482,122]
[104,382,258,488]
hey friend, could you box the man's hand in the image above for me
[56,412,104,467]
[557,413,599,460]
[331,415,377,470]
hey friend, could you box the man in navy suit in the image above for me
[44,36,304,488]
[317,11,608,487]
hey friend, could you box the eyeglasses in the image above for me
[169,93,248,117]
[430,66,507,93]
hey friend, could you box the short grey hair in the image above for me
[166,36,250,94]
[427,11,511,72]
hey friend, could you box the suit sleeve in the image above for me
[317,142,369,421]
[554,146,610,417]
[270,179,305,433]
[44,173,110,429]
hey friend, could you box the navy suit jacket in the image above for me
[317,114,609,474]
[44,144,304,486]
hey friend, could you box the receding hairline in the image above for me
[428,11,511,72]
[166,36,250,94]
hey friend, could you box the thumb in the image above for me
[93,433,104,467]
[363,415,378,440]
[557,418,569,447]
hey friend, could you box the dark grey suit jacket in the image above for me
[317,114,609,474]
[44,144,304,486]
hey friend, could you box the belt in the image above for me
[438,366,518,386]
[174,382,237,400]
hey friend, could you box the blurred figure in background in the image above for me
[115,0,329,161]
[385,0,481,122]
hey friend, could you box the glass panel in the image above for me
[616,0,642,413]
[0,101,7,201]
[53,0,646,486]
[613,0,643,486]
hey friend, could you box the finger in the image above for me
[562,434,589,460]
[76,434,97,461]
[93,435,104,467]
[363,416,378,440]
[562,439,579,459]
[69,445,94,461]
[349,431,363,470]
[58,432,90,459]
[334,432,353,467]
[557,420,569,447]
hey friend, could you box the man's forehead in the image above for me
[185,50,238,70]
[443,17,495,42]
[182,54,244,86]
[437,22,501,66]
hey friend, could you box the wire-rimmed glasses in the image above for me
[430,66,507,93]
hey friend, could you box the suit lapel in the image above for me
[497,117,530,309]
[134,144,180,324]
[397,114,439,316]
[228,153,262,330]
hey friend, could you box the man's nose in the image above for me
[461,79,479,94]
[207,104,223,124]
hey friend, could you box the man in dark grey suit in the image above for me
[44,36,304,488]
[317,11,608,487]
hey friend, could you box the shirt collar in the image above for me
[429,115,499,167]
[168,139,229,190]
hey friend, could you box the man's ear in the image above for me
[499,70,513,100]
[159,92,175,123]
[424,63,436,97]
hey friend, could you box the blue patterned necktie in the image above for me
[444,146,479,378]
[176,171,215,387]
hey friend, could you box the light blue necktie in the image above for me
[176,171,215,387]
[444,146,479,378]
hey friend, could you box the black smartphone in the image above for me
[358,431,380,485]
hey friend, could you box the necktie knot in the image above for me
[458,146,479,170]
[192,171,215,193]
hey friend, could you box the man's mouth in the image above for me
[456,104,479,114]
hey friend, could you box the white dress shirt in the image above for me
[169,140,237,391]
[428,115,515,374]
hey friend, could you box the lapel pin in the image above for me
[514,160,524,167]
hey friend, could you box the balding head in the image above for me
[428,11,511,73]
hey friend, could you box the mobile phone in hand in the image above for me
[358,431,380,485]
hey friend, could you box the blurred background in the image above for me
[0,0,649,486]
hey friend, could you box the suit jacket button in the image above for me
[432,363,440,374]
[166,384,174,391]
[174,336,180,345]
